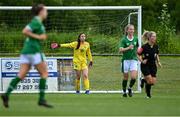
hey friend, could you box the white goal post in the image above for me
[0,6,142,93]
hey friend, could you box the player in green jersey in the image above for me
[1,4,53,108]
[119,24,139,97]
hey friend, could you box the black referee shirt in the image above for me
[140,43,159,64]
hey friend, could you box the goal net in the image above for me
[0,6,142,93]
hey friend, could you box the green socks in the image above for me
[122,80,128,93]
[6,77,21,96]
[122,79,136,93]
[129,79,136,88]
[5,77,47,101]
[39,78,46,101]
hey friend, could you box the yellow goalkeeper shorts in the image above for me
[73,62,88,70]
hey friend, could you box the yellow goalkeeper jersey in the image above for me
[61,41,93,64]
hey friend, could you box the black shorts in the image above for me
[141,63,157,77]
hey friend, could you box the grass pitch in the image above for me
[0,93,180,116]
[0,56,180,116]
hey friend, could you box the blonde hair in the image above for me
[124,24,134,36]
[142,31,156,41]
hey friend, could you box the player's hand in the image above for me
[142,59,148,64]
[157,61,162,68]
[128,44,134,50]
[39,34,47,40]
[51,43,60,49]
[88,61,93,68]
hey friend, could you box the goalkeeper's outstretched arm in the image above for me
[51,42,76,49]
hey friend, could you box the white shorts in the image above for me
[20,53,46,65]
[122,60,138,73]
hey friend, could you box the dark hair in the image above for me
[76,33,85,50]
[31,4,44,16]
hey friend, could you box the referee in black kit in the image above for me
[137,31,162,98]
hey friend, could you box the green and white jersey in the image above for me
[21,16,45,54]
[119,36,139,60]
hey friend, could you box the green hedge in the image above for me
[0,31,180,54]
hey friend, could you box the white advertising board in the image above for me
[1,58,58,92]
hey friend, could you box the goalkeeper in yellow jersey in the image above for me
[51,33,93,94]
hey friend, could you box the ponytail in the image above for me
[142,30,156,41]
[142,31,149,41]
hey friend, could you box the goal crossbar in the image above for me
[0,6,141,10]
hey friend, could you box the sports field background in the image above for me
[0,56,180,116]
[0,0,180,116]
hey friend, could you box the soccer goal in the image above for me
[0,6,142,93]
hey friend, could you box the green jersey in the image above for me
[21,16,45,54]
[119,36,139,60]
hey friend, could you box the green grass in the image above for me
[0,56,180,116]
[0,94,180,116]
